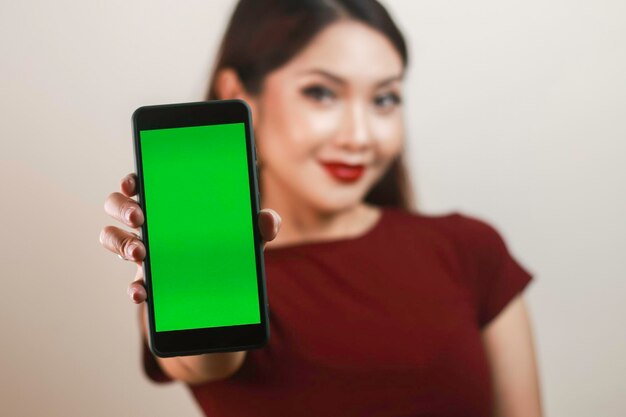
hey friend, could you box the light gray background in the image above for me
[1,0,624,416]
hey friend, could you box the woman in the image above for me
[100,0,542,415]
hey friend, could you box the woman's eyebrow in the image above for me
[299,69,403,87]
[375,75,403,88]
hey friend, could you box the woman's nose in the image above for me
[335,101,372,152]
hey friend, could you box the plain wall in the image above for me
[1,0,624,416]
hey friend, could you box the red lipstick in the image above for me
[320,161,365,183]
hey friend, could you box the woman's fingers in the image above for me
[109,172,146,305]
[128,266,147,304]
[99,225,145,266]
[121,173,138,197]
[258,209,281,243]
[104,192,144,229]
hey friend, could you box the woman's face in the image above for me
[253,19,405,213]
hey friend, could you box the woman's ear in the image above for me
[215,68,259,126]
[214,68,245,100]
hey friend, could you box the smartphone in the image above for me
[132,99,268,357]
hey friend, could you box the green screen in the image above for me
[140,123,260,332]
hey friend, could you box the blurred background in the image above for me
[1,0,625,416]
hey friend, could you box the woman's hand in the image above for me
[99,172,282,304]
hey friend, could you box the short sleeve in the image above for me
[451,213,534,328]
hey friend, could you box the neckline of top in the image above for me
[263,206,392,253]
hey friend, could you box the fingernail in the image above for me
[128,177,135,188]
[125,207,135,222]
[127,243,138,259]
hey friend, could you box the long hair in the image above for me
[206,0,416,211]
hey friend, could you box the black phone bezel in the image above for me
[132,99,268,358]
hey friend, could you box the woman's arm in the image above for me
[481,294,543,417]
[102,174,281,386]
[140,306,247,385]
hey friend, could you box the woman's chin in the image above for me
[308,192,368,215]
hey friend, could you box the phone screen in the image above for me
[139,122,261,332]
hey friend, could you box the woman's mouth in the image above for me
[319,161,366,183]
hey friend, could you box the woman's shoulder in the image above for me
[383,207,503,240]
[391,208,533,276]
[381,207,511,257]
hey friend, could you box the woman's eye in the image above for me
[374,92,402,109]
[301,85,336,102]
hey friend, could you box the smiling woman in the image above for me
[100,0,542,416]
[206,0,414,217]
[234,19,407,229]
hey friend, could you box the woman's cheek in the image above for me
[372,115,403,159]
[289,106,342,148]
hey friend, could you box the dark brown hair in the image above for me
[206,0,415,211]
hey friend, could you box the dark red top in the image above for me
[142,207,534,416]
